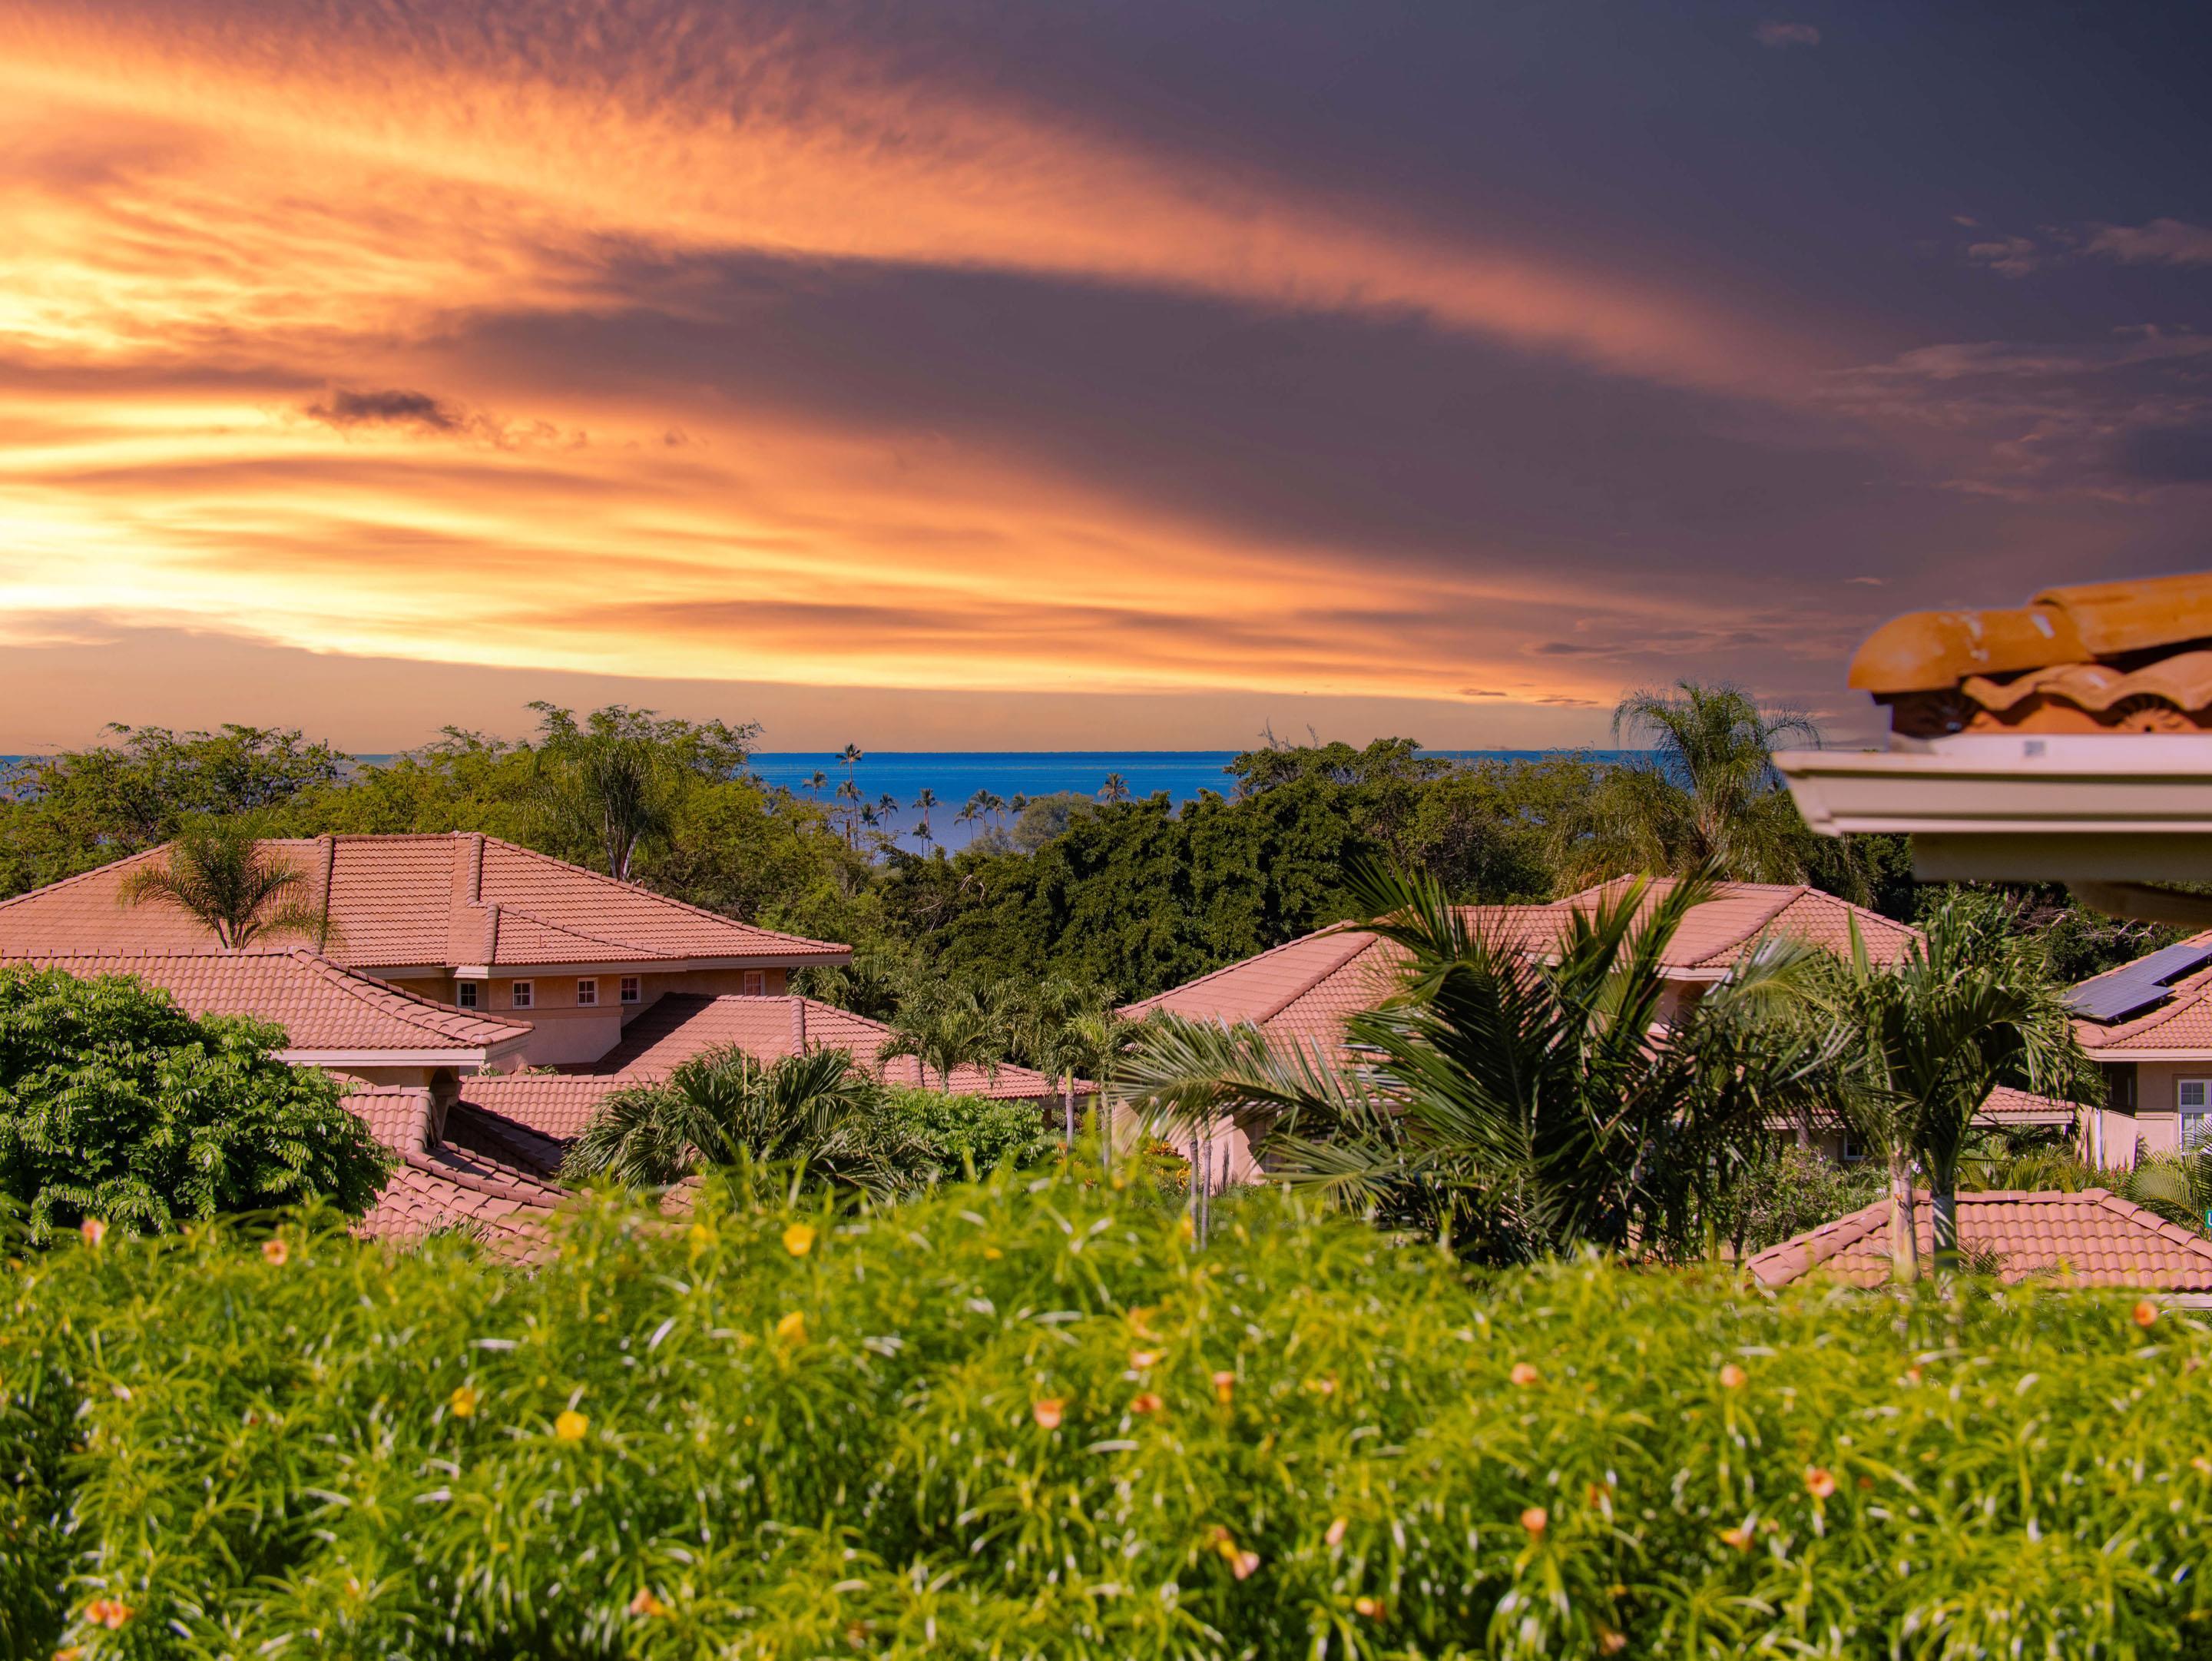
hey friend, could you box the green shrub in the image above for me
[0,965,390,1238]
[5,1173,2210,1656]
[875,1084,1055,1177]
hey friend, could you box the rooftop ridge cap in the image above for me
[1122,922,1378,1013]
[1244,930,1389,1029]
[401,1147,566,1205]
[0,844,170,912]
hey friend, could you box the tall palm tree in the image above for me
[1098,773,1131,804]
[1116,867,1833,1265]
[561,1046,886,1189]
[839,742,864,784]
[835,777,863,847]
[806,768,829,801]
[882,983,1005,1092]
[118,819,333,950]
[1555,681,1829,892]
[998,976,1129,1145]
[1815,896,2091,1281]
[533,733,674,880]
[910,787,939,850]
[958,790,992,839]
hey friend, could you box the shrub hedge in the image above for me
[5,1169,2210,1657]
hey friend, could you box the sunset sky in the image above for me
[3,1,2207,752]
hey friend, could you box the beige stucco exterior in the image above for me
[385,966,793,1069]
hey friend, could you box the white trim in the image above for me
[382,952,849,981]
[280,1040,529,1068]
[2081,1048,2212,1063]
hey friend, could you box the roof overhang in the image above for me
[282,1044,525,1069]
[378,953,853,981]
[2078,1048,2212,1065]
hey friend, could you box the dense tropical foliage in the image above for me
[0,965,390,1238]
[6,1172,2210,1658]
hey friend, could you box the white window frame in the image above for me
[455,980,479,1009]
[510,980,534,1010]
[2183,1078,2210,1149]
[576,977,598,1008]
[742,970,767,996]
[619,976,641,1005]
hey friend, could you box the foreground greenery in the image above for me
[5,1171,2210,1658]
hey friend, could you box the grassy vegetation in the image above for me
[6,1165,2210,1657]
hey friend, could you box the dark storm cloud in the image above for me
[305,387,466,432]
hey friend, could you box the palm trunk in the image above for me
[1062,1073,1075,1146]
[1929,1183,1959,1292]
[1886,1152,1919,1285]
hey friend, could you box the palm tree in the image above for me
[1555,681,1828,892]
[533,732,674,880]
[998,976,1130,1146]
[882,983,1005,1092]
[118,819,333,950]
[839,742,864,782]
[835,777,863,847]
[1115,867,1834,1265]
[1098,774,1131,804]
[561,1046,887,1189]
[1815,895,2091,1282]
[806,768,829,801]
[910,787,939,850]
[958,790,992,839]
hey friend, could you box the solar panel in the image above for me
[2067,941,2212,1023]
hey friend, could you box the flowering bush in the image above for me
[5,1170,2210,1656]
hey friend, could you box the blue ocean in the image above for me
[747,749,1640,850]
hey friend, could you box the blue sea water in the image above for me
[748,749,1641,850]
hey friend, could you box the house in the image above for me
[1747,1188,2212,1293]
[454,993,1068,1161]
[0,832,851,1067]
[2068,933,2212,1159]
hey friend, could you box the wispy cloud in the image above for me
[2084,218,2212,268]
[1753,22,1821,48]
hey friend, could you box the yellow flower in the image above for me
[1212,1370,1236,1404]
[1130,1349,1161,1370]
[261,1238,290,1267]
[983,1246,1003,1260]
[1804,1467,1837,1499]
[688,1223,714,1245]
[1509,1362,1540,1387]
[449,1384,478,1418]
[628,1588,668,1617]
[1598,1629,1628,1654]
[782,1223,816,1258]
[1353,1596,1383,1618]
[79,1218,107,1248]
[1720,1522,1754,1552]
[1032,1397,1065,1430]
[2134,1299,2160,1328]
[1718,1364,1747,1390]
[1519,1506,1548,1535]
[775,1310,807,1344]
[554,1409,589,1442]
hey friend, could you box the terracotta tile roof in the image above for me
[1979,1085,2086,1125]
[347,1085,437,1154]
[2078,950,2212,1055]
[462,994,1067,1144]
[1747,1188,2212,1291]
[357,1149,561,1255]
[0,949,531,1060]
[0,833,849,973]
[1124,882,1919,1053]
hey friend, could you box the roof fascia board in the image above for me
[387,952,852,981]
[283,1046,510,1067]
[2079,1046,2212,1063]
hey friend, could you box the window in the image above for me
[1839,1133,1868,1165]
[576,978,598,1008]
[455,980,479,1009]
[620,976,641,1005]
[742,970,767,996]
[2184,1079,2210,1149]
[511,980,534,1010]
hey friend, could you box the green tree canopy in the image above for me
[0,965,390,1238]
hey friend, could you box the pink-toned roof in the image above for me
[0,833,849,973]
[1124,881,1921,1049]
[357,1146,562,1255]
[1747,1189,2212,1291]
[2078,943,2212,1054]
[463,993,1065,1143]
[0,950,531,1059]
[348,1085,436,1154]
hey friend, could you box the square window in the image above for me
[2182,1079,2208,1111]
[455,980,479,1009]
[619,976,641,1004]
[511,980,534,1010]
[576,978,598,1008]
[742,970,767,996]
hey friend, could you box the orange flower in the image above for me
[2134,1299,2160,1328]
[1804,1467,1837,1499]
[1032,1397,1065,1431]
[1720,1523,1754,1552]
[1717,1364,1747,1390]
[628,1588,668,1617]
[554,1409,589,1442]
[1509,1362,1540,1387]
[83,1599,132,1630]
[2191,1455,2212,1477]
[1904,1366,1922,1385]
[1586,1481,1612,1509]
[1131,1391,1164,1414]
[79,1218,107,1248]
[775,1310,806,1344]
[1212,1371,1236,1404]
[1519,1506,1548,1534]
[1598,1629,1628,1654]
[782,1223,817,1258]
[449,1384,478,1418]
[1306,1376,1336,1396]
[1130,1349,1161,1370]
[261,1238,290,1267]
[1857,1475,1876,1490]
[1353,1596,1383,1618]
[1325,1517,1348,1547]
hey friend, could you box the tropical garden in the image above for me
[7,685,2212,1653]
